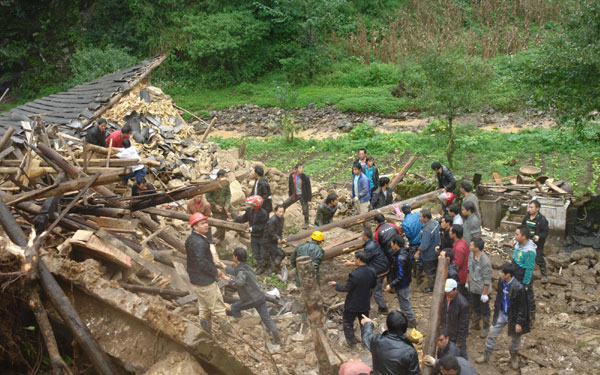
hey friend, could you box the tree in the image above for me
[420,51,493,168]
[520,0,600,137]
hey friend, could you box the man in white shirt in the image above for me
[116,139,145,185]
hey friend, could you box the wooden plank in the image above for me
[70,230,132,268]
[492,172,502,183]
[88,217,136,231]
[545,180,568,194]
[0,146,15,161]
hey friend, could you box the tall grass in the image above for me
[332,0,569,61]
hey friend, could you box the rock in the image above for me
[570,247,597,262]
[290,347,305,359]
[229,180,245,204]
[488,253,505,270]
[167,179,185,189]
[143,352,207,375]
[547,252,572,270]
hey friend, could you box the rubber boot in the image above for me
[475,349,492,364]
[421,274,434,292]
[471,313,481,331]
[273,254,284,272]
[510,350,520,370]
[256,263,266,275]
[200,319,212,333]
[480,315,490,338]
[408,319,418,329]
[540,266,548,284]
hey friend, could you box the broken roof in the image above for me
[0,55,166,143]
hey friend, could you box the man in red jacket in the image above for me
[450,224,470,298]
[105,124,132,148]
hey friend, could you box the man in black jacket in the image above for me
[282,163,312,228]
[386,235,417,328]
[422,329,462,374]
[370,177,393,210]
[440,278,470,358]
[361,310,421,375]
[186,213,228,332]
[329,251,376,347]
[220,247,280,344]
[374,213,401,264]
[431,161,456,193]
[522,199,550,283]
[476,263,530,370]
[85,118,108,147]
[360,228,390,313]
[263,205,286,272]
[251,165,272,213]
[234,195,270,274]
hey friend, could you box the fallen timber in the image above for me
[143,207,248,232]
[285,189,443,243]
[422,257,449,375]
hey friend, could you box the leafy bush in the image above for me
[69,46,137,86]
[349,123,376,140]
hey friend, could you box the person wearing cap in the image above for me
[252,165,273,213]
[438,191,455,216]
[476,263,530,370]
[219,247,281,344]
[352,162,371,215]
[186,194,213,241]
[315,193,339,227]
[263,205,286,272]
[85,118,108,147]
[186,212,228,332]
[116,139,145,185]
[431,161,456,193]
[290,231,325,286]
[361,310,421,374]
[440,278,470,359]
[400,203,423,284]
[105,123,132,148]
[234,195,270,274]
[206,169,233,242]
[329,250,377,347]
[370,176,393,210]
[414,209,440,292]
[461,201,481,244]
[282,163,312,229]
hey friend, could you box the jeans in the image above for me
[343,310,368,345]
[395,285,416,321]
[470,292,491,318]
[282,195,309,223]
[372,274,387,310]
[122,168,146,185]
[231,299,278,334]
[485,312,521,351]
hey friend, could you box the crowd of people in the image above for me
[87,120,550,374]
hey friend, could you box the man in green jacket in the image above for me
[206,169,233,241]
[315,193,339,227]
[291,231,325,286]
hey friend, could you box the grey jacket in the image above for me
[419,219,440,261]
[467,252,492,295]
[462,192,481,221]
[462,213,481,244]
[225,262,265,306]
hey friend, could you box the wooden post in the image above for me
[129,179,229,211]
[322,237,365,260]
[422,257,449,375]
[296,256,340,374]
[200,117,217,142]
[142,207,247,232]
[0,127,15,151]
[285,189,443,243]
[389,155,419,190]
[106,138,113,168]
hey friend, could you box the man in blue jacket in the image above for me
[386,234,417,328]
[329,251,377,347]
[414,209,441,292]
[352,163,371,215]
[400,203,423,284]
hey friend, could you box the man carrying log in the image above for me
[234,195,269,274]
[329,250,376,347]
[186,213,229,332]
[282,163,312,229]
[206,169,233,242]
[219,247,281,344]
[290,231,325,286]
[85,118,107,147]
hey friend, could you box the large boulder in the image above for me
[229,180,246,204]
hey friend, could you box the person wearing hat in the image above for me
[186,212,228,332]
[206,169,233,242]
[282,163,312,229]
[234,195,270,274]
[85,118,108,147]
[290,231,325,286]
[440,278,470,359]
[329,250,377,347]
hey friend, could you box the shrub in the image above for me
[69,46,137,86]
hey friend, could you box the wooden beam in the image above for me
[285,189,443,243]
[0,127,15,151]
[322,237,365,260]
[69,230,132,268]
[200,117,217,142]
[389,155,419,190]
[422,257,448,375]
[142,207,247,232]
[130,179,230,211]
[1,158,160,168]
